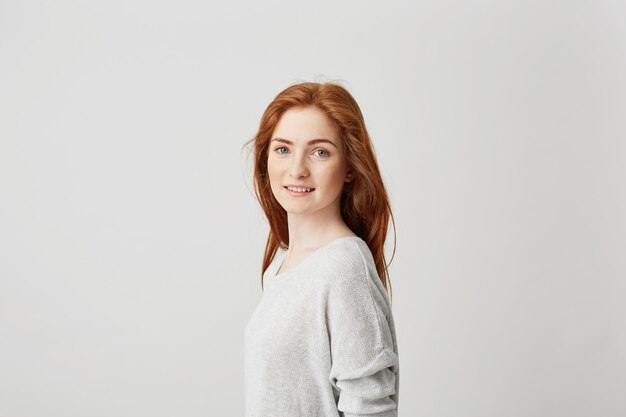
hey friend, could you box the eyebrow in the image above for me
[271,137,338,149]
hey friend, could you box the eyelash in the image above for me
[274,146,330,158]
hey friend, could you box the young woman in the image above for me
[244,81,399,417]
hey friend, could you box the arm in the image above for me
[326,259,399,417]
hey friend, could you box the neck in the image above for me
[285,203,354,253]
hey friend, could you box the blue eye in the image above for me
[315,149,329,157]
[275,146,288,154]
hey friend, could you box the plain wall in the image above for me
[1,0,624,416]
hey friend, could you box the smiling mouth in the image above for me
[284,186,315,193]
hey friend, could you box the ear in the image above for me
[345,172,354,183]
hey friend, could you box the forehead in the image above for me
[272,106,340,144]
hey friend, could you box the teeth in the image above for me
[287,186,314,192]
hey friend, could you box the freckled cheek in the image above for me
[266,162,282,190]
[267,155,285,172]
[316,164,347,188]
[268,157,289,173]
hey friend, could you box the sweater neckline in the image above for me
[271,235,363,281]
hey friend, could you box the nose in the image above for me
[288,151,309,178]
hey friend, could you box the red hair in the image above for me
[243,81,396,302]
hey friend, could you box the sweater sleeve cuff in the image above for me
[344,410,397,417]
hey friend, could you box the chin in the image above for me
[282,205,313,215]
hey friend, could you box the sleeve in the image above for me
[325,258,399,417]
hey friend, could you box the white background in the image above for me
[1,0,625,416]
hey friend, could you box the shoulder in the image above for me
[321,237,393,328]
[316,237,370,275]
[316,237,385,296]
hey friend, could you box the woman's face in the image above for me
[267,106,352,218]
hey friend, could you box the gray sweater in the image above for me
[244,236,399,417]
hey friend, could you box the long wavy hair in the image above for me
[243,81,396,302]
